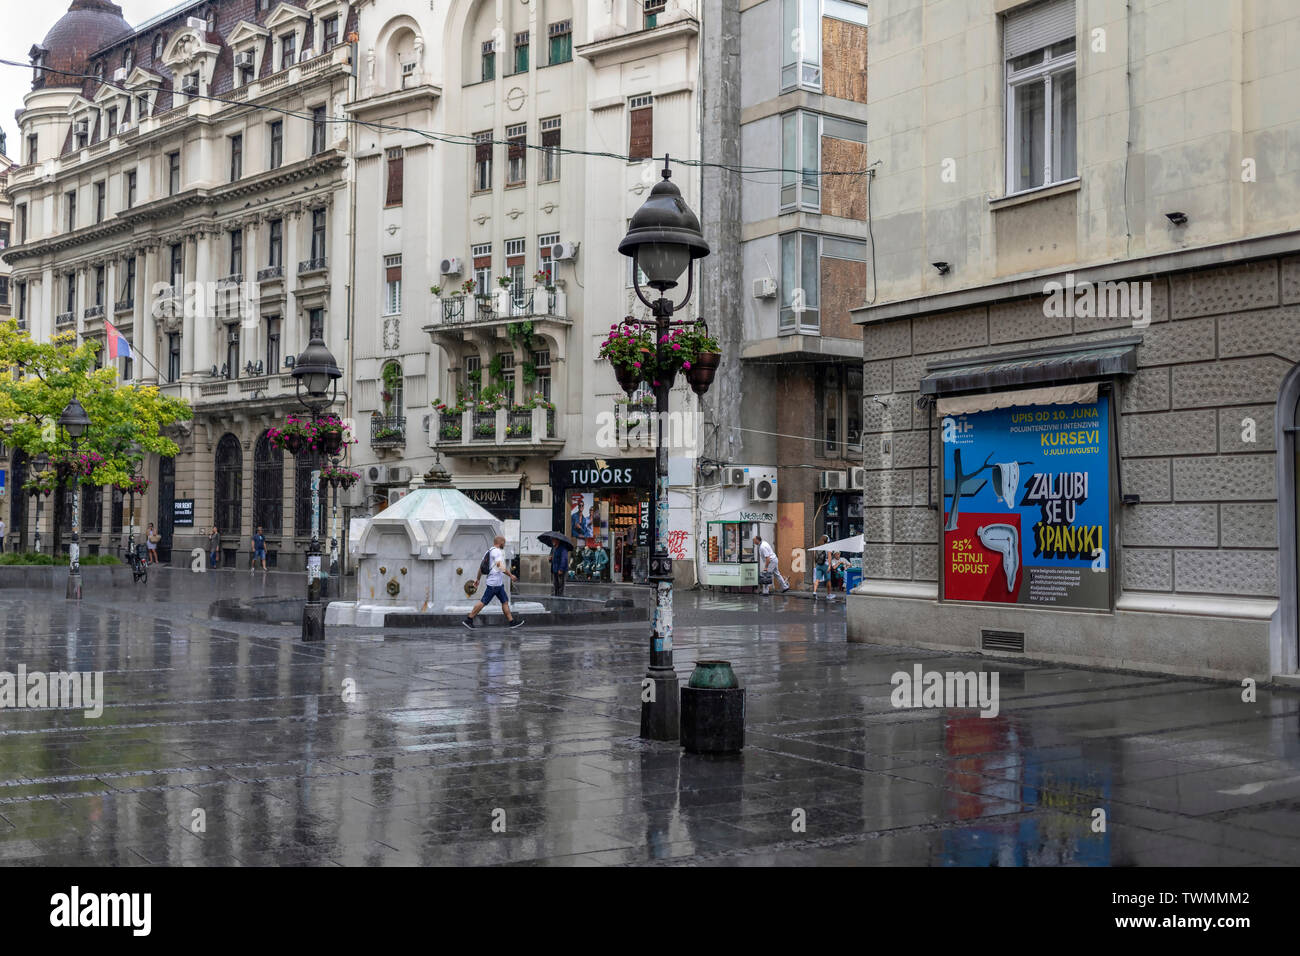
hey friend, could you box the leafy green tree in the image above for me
[0,322,192,548]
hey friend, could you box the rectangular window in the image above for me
[268,219,283,267]
[482,40,496,82]
[779,232,819,333]
[781,0,822,91]
[121,256,136,305]
[401,60,416,87]
[311,106,327,154]
[385,147,404,206]
[170,243,184,286]
[168,151,181,195]
[781,112,820,211]
[269,121,283,169]
[230,133,243,181]
[499,352,515,395]
[548,20,572,64]
[66,274,76,315]
[628,95,653,160]
[106,107,118,136]
[465,354,481,400]
[137,93,149,120]
[531,349,551,401]
[0,222,8,250]
[66,190,77,231]
[0,278,9,308]
[513,32,529,74]
[18,283,27,326]
[538,233,559,284]
[125,171,137,209]
[308,307,323,340]
[281,32,296,71]
[385,255,402,315]
[506,123,526,185]
[323,16,339,51]
[1005,1,1076,193]
[95,181,106,223]
[540,116,560,182]
[645,0,666,28]
[26,134,37,165]
[167,332,181,382]
[266,316,281,372]
[17,205,27,242]
[310,208,326,260]
[230,229,243,276]
[94,266,104,306]
[474,131,492,190]
[505,238,525,303]
[472,243,492,297]
[226,327,239,380]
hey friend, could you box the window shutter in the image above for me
[386,153,404,205]
[475,139,492,162]
[508,138,525,160]
[1004,0,1075,59]
[473,254,492,269]
[542,126,560,148]
[386,264,402,283]
[629,106,653,160]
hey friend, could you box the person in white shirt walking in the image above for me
[464,535,525,629]
[753,534,790,595]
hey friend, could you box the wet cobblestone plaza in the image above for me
[1,570,1299,866]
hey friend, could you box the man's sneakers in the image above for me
[462,616,475,630]
[509,618,525,629]
[781,584,791,593]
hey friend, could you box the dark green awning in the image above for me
[919,339,1139,396]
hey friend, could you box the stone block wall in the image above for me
[860,256,1297,601]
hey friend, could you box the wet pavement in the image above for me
[1,567,1298,866]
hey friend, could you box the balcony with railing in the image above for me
[370,415,406,448]
[83,304,104,319]
[257,265,284,282]
[114,297,134,315]
[427,286,569,340]
[298,257,327,277]
[56,311,75,327]
[435,404,563,454]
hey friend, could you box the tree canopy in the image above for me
[0,321,193,489]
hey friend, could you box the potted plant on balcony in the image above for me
[372,425,403,444]
[474,420,497,438]
[430,284,443,297]
[460,278,477,296]
[534,268,556,294]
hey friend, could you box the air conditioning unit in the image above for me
[234,51,255,68]
[440,257,463,275]
[752,277,777,299]
[186,16,206,29]
[343,482,366,508]
[112,67,127,82]
[182,78,199,93]
[117,120,131,132]
[390,465,414,485]
[849,466,865,489]
[818,470,846,491]
[300,49,315,62]
[365,464,389,484]
[74,119,89,136]
[724,466,747,487]
[528,486,553,508]
[551,241,579,261]
[748,476,777,502]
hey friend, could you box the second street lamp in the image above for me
[58,397,91,601]
[618,157,711,741]
[291,336,341,643]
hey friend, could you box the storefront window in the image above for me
[552,458,656,584]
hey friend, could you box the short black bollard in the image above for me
[680,660,745,754]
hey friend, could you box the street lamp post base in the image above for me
[302,601,325,642]
[640,666,680,741]
[66,571,82,601]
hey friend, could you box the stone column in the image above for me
[139,245,159,384]
[284,208,302,353]
[182,234,198,376]
[193,231,215,377]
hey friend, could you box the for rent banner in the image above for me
[941,396,1111,610]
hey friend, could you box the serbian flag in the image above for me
[105,319,133,360]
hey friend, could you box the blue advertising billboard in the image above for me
[942,395,1112,610]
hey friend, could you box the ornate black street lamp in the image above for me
[618,156,711,741]
[125,441,143,558]
[291,336,341,642]
[58,397,91,600]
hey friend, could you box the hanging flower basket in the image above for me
[686,351,722,396]
[122,476,150,497]
[269,415,351,456]
[50,450,107,483]
[321,464,360,489]
[24,474,56,497]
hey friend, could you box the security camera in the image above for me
[872,395,889,407]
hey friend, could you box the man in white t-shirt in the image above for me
[464,535,525,629]
[753,534,790,595]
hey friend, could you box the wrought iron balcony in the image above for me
[435,286,567,327]
[298,257,327,275]
[257,265,283,282]
[83,304,104,319]
[114,298,134,314]
[56,311,75,326]
[370,415,405,447]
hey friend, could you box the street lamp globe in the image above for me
[32,453,48,474]
[58,397,91,440]
[292,337,341,409]
[618,160,710,292]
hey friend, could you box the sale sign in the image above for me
[941,396,1111,611]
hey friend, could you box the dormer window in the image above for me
[153,35,164,60]
[123,48,134,71]
[137,93,150,119]
[31,49,47,83]
[323,16,339,51]
[280,33,297,70]
[235,49,255,85]
[183,71,200,96]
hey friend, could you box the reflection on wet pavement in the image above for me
[0,569,1298,866]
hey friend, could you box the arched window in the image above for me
[294,455,325,538]
[214,433,242,534]
[253,431,283,534]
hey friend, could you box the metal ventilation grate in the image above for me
[981,629,1025,653]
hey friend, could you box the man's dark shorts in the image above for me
[481,584,510,606]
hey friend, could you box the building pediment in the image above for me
[125,66,162,88]
[305,0,349,15]
[163,28,221,70]
[265,3,312,32]
[228,20,270,47]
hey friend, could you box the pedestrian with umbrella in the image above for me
[539,531,576,596]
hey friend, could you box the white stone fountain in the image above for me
[325,464,545,626]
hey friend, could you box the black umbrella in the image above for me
[538,531,577,550]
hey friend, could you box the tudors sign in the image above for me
[550,458,655,491]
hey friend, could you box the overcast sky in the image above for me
[1,1,179,159]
